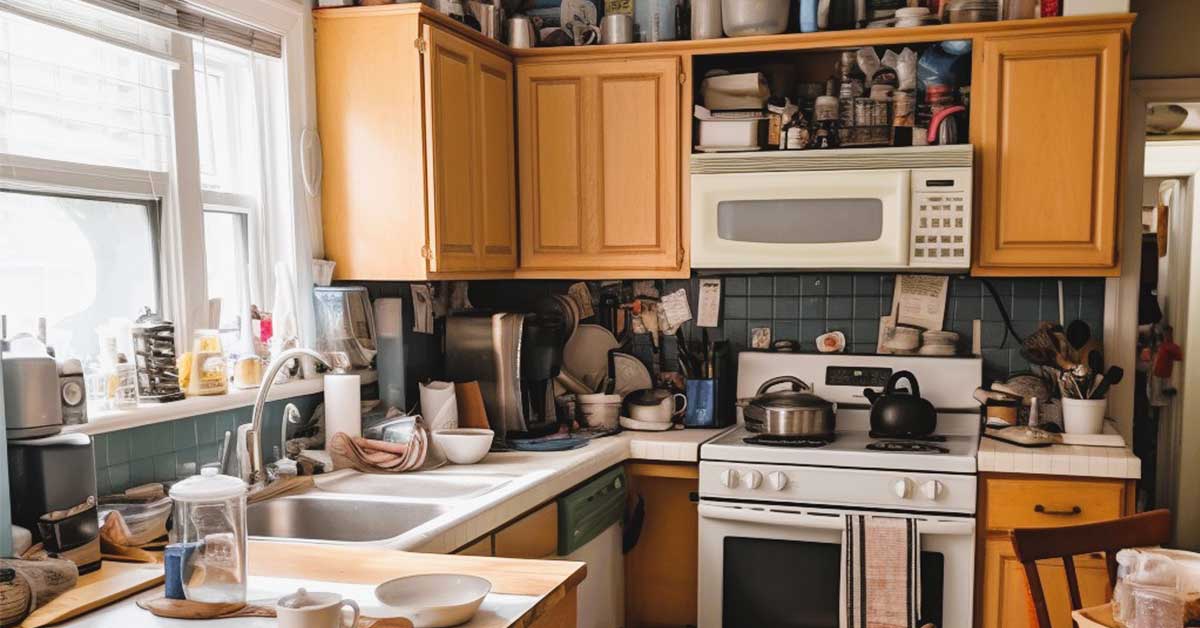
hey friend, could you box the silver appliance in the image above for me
[1,331,63,440]
[698,351,982,628]
[57,357,87,425]
[690,144,973,270]
[313,286,377,369]
[444,313,562,441]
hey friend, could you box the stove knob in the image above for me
[744,470,763,490]
[720,469,740,488]
[892,478,913,499]
[921,480,944,501]
[768,471,788,491]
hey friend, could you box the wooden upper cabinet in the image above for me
[517,57,682,275]
[972,29,1126,276]
[314,8,515,280]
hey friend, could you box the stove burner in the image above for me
[868,431,947,442]
[866,440,950,454]
[744,435,834,448]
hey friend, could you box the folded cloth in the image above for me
[843,515,919,628]
[328,423,428,473]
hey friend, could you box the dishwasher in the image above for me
[554,466,626,628]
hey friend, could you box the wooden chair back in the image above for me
[1009,509,1172,628]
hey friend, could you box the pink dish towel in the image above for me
[844,515,920,628]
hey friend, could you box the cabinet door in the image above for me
[624,463,698,627]
[517,57,681,272]
[973,30,1124,275]
[423,26,481,272]
[982,538,1112,628]
[493,501,558,559]
[474,48,518,271]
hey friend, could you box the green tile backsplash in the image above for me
[92,393,322,495]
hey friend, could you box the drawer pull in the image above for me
[1035,504,1082,516]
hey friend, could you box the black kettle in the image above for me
[863,371,937,438]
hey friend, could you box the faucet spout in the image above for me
[246,348,338,487]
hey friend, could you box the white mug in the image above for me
[277,589,360,628]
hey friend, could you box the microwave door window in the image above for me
[720,537,946,628]
[716,198,885,243]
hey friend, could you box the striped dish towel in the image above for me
[843,515,921,628]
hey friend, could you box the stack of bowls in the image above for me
[918,330,960,356]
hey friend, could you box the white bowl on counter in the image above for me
[432,428,494,464]
[371,574,491,628]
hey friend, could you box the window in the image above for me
[0,190,159,357]
[0,0,309,366]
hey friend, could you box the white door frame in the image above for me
[1110,78,1200,547]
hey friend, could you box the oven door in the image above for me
[697,501,974,628]
[690,169,910,269]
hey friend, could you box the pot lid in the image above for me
[753,390,834,411]
[169,467,247,502]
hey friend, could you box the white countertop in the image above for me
[281,427,732,554]
[978,435,1141,479]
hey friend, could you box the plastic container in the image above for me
[721,0,789,37]
[1062,397,1106,434]
[634,0,676,42]
[187,330,228,397]
[168,468,248,604]
[700,73,769,110]
[697,117,762,148]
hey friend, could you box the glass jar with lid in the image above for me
[187,329,228,396]
[168,468,248,603]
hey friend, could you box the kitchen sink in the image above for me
[247,494,453,543]
[314,471,516,500]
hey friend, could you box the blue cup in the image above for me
[684,379,717,428]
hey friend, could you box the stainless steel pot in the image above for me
[739,376,835,439]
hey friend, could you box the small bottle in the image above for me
[811,80,840,149]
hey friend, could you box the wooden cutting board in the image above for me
[22,560,163,628]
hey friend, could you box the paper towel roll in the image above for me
[324,373,362,451]
[420,381,459,432]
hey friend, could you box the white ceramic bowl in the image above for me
[432,428,494,464]
[372,574,491,628]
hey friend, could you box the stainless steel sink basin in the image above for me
[247,494,452,543]
[315,471,515,500]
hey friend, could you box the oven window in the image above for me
[722,538,945,628]
[716,198,884,243]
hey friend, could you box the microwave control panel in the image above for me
[910,168,972,267]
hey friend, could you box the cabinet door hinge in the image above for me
[420,245,432,259]
[415,37,427,54]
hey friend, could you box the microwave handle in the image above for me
[698,503,975,536]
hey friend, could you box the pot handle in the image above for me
[755,375,811,396]
[885,370,921,398]
[862,388,881,404]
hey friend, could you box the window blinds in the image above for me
[81,0,283,58]
[0,1,175,172]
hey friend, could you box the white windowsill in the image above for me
[64,370,378,436]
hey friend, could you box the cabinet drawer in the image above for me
[985,478,1125,531]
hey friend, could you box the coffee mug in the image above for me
[570,22,600,45]
[276,589,360,628]
[599,14,634,44]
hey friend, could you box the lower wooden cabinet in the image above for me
[494,501,559,559]
[977,475,1136,628]
[623,462,698,628]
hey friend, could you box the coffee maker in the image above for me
[8,433,100,573]
[445,312,564,441]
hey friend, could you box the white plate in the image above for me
[563,324,620,392]
[370,574,491,628]
[611,353,653,398]
[620,416,676,432]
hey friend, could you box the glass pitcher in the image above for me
[168,468,248,603]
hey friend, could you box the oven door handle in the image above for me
[698,503,975,536]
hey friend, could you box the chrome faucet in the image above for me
[246,348,348,487]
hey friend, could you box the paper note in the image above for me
[751,327,772,349]
[568,282,595,318]
[661,288,693,330]
[696,279,721,328]
[410,284,435,334]
[893,274,949,331]
[632,280,659,299]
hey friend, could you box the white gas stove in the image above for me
[697,351,983,628]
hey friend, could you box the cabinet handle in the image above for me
[1034,504,1082,516]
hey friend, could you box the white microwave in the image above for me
[690,144,973,271]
